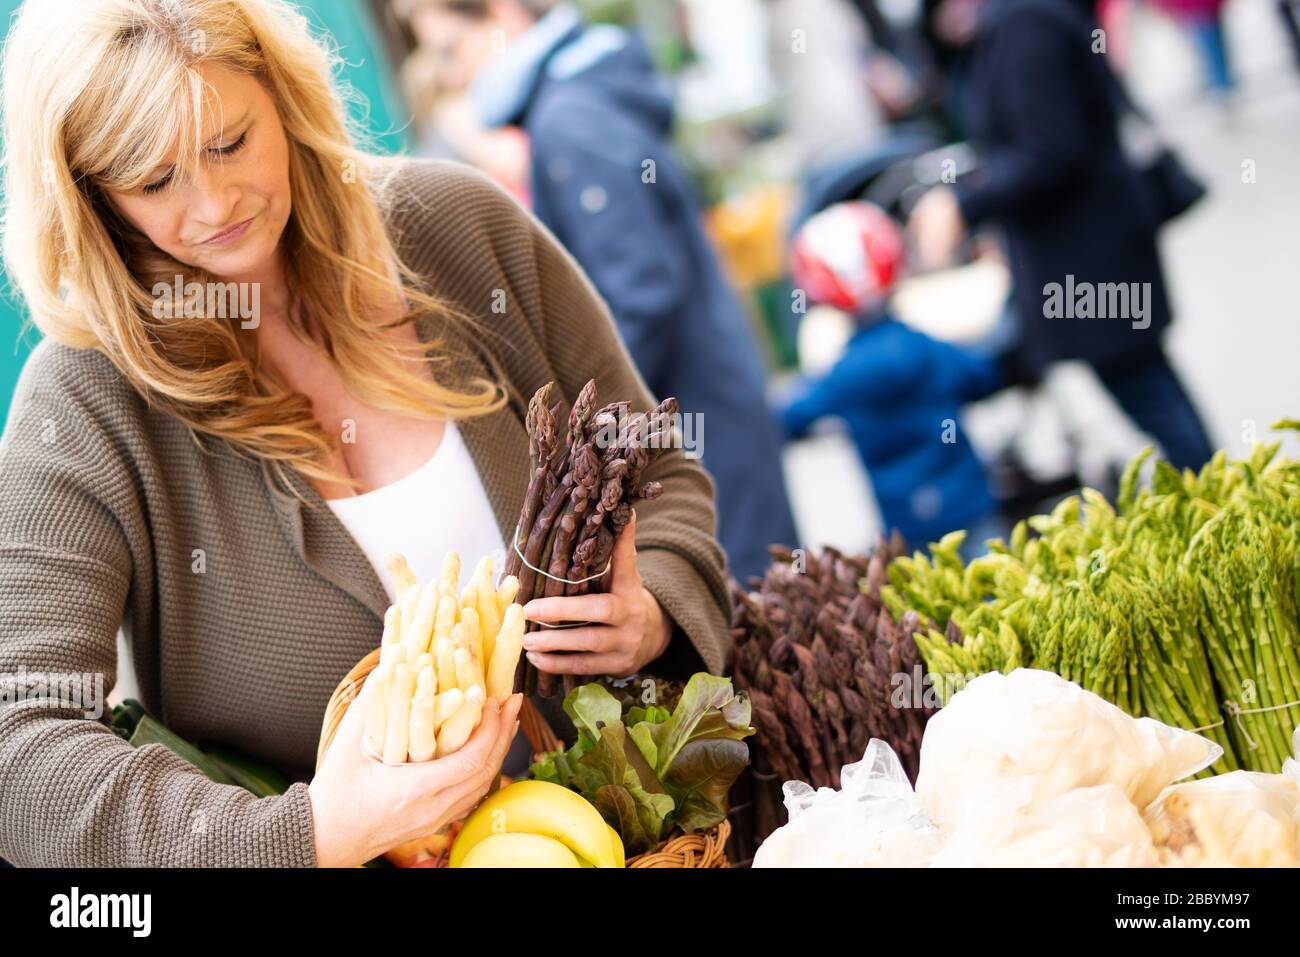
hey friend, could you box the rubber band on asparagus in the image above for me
[511,524,611,629]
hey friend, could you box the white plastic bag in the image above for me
[932,784,1158,867]
[1145,726,1300,867]
[916,669,1221,830]
[753,739,942,867]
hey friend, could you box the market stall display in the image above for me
[185,420,1300,869]
[883,431,1300,773]
[1144,760,1300,866]
[731,534,929,786]
[754,669,1300,867]
[750,737,944,867]
[321,638,749,868]
[916,667,1219,829]
[528,673,753,861]
[503,380,678,699]
[727,535,935,856]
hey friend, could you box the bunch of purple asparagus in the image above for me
[730,535,935,790]
[504,379,678,697]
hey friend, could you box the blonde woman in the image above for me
[0,0,731,867]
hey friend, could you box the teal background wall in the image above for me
[0,0,33,424]
[296,0,411,156]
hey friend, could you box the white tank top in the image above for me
[324,421,507,604]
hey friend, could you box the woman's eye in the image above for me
[142,172,172,195]
[214,131,248,156]
[139,131,246,194]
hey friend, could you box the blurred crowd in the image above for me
[4,0,1297,577]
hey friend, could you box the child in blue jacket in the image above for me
[779,202,1003,549]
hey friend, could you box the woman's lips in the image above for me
[203,215,254,246]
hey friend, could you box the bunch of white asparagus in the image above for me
[363,552,525,764]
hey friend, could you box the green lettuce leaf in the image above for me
[593,785,647,852]
[578,720,630,788]
[649,673,754,778]
[578,721,674,853]
[530,747,575,788]
[628,721,659,769]
[563,682,623,745]
[530,675,753,852]
[632,789,674,849]
[662,738,751,833]
[625,704,670,727]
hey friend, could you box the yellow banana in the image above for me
[607,824,625,864]
[450,780,623,868]
[460,832,581,868]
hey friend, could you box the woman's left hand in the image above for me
[521,511,674,678]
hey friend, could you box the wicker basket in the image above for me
[318,648,730,868]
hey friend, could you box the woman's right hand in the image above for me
[308,678,523,868]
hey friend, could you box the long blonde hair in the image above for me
[1,0,507,497]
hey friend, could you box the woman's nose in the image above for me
[186,165,242,227]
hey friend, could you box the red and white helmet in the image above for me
[790,201,904,314]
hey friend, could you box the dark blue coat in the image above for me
[779,319,1000,546]
[474,15,798,581]
[955,0,1173,376]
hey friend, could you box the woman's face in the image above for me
[103,65,292,282]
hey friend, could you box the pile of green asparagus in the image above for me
[882,422,1300,773]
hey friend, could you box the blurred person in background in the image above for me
[1281,0,1300,71]
[777,203,1004,555]
[397,3,532,198]
[907,0,1215,473]
[845,0,928,123]
[1151,0,1236,99]
[402,0,800,582]
[765,0,885,161]
[917,0,986,134]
